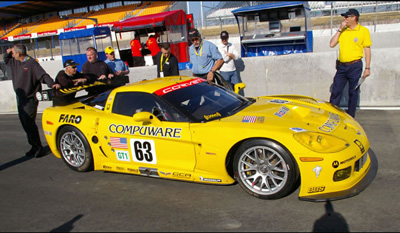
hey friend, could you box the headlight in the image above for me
[333,166,352,181]
[293,132,349,153]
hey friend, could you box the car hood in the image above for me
[221,95,366,137]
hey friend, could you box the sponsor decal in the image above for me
[139,167,159,177]
[110,137,128,149]
[308,186,326,194]
[242,116,264,123]
[131,139,157,164]
[313,165,322,178]
[127,168,139,173]
[319,112,340,133]
[290,127,307,132]
[116,166,125,171]
[103,165,112,169]
[274,106,289,118]
[173,172,191,179]
[354,139,365,154]
[109,124,182,138]
[154,78,205,96]
[242,116,256,123]
[332,160,339,168]
[115,150,130,162]
[340,155,356,165]
[160,171,172,176]
[199,176,222,182]
[269,99,290,104]
[204,112,221,120]
[59,114,82,124]
[44,131,52,136]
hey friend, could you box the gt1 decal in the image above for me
[131,139,157,164]
[313,165,322,178]
[109,124,182,138]
[274,106,289,118]
[308,186,326,194]
[354,139,365,154]
[319,112,340,133]
[204,112,221,120]
[154,78,205,96]
[269,99,290,104]
[59,114,82,124]
[115,150,130,162]
[200,176,222,182]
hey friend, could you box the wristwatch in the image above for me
[365,67,370,70]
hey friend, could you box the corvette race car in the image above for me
[41,76,377,201]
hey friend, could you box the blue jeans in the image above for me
[329,61,362,117]
[220,70,239,89]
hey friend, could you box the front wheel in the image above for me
[57,126,93,172]
[233,139,299,199]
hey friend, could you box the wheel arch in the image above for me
[225,137,300,182]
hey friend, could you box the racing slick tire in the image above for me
[57,126,94,172]
[233,139,299,199]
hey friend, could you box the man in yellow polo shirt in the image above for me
[329,8,371,118]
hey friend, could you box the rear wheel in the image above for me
[57,126,93,172]
[233,139,298,199]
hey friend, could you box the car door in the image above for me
[98,92,196,178]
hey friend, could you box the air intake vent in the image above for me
[271,95,320,106]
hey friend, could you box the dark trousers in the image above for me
[329,61,362,117]
[132,56,145,67]
[17,96,42,148]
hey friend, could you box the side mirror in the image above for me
[234,83,246,94]
[133,111,162,126]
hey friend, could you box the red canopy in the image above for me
[112,10,187,32]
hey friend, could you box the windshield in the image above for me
[160,82,251,122]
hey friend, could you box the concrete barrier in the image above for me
[1,30,399,114]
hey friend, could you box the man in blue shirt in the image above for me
[104,46,130,76]
[188,28,223,84]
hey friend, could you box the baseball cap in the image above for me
[188,28,201,40]
[63,59,79,68]
[220,31,229,40]
[105,46,114,54]
[341,9,360,17]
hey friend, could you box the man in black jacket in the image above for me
[155,42,179,78]
[82,47,114,80]
[4,44,59,158]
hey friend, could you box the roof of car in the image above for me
[115,76,204,95]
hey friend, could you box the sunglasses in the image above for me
[344,14,355,18]
[191,37,200,42]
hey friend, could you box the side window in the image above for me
[112,92,157,117]
[112,92,189,122]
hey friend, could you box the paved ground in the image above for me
[1,110,399,232]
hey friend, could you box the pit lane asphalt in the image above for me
[1,110,399,232]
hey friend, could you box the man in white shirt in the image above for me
[217,31,240,89]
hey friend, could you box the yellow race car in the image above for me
[41,76,377,201]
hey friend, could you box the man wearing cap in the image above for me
[82,47,114,81]
[104,46,130,77]
[54,59,94,104]
[55,59,92,88]
[329,8,371,117]
[4,44,59,158]
[188,28,223,84]
[217,31,240,90]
